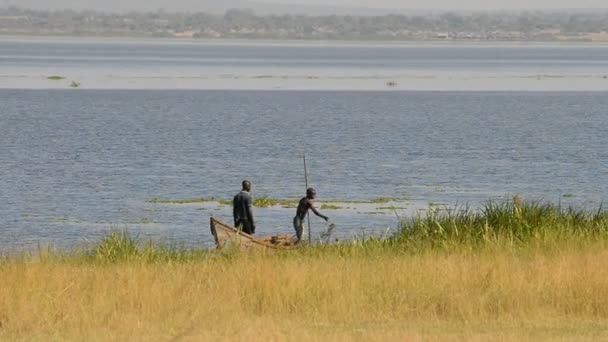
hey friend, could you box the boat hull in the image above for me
[210,217,297,252]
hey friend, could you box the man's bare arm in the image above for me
[310,203,329,221]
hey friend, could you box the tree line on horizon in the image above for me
[1,7,608,40]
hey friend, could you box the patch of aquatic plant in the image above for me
[328,199,374,204]
[320,204,342,210]
[150,197,408,208]
[280,202,298,209]
[149,197,298,208]
[148,198,232,206]
[253,198,298,208]
[370,197,407,204]
[69,81,81,88]
[377,206,408,210]
[323,197,409,204]
[392,200,608,248]
[47,75,65,80]
[563,193,576,198]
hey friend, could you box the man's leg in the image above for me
[242,220,254,235]
[293,217,303,242]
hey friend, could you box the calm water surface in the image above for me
[1,90,607,251]
[3,39,608,90]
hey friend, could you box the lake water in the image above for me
[1,39,607,251]
[2,38,608,90]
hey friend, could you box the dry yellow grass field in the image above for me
[1,243,608,341]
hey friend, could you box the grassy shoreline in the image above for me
[2,201,608,340]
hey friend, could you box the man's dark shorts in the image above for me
[293,216,304,241]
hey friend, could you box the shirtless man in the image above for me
[293,188,329,243]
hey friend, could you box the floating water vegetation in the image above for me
[253,198,299,208]
[563,193,576,198]
[377,206,408,211]
[136,218,152,224]
[323,197,409,205]
[149,197,408,208]
[47,75,65,80]
[370,197,408,203]
[370,197,392,204]
[69,81,81,88]
[148,197,298,208]
[320,204,342,210]
[148,198,232,206]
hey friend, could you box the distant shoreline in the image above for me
[3,34,608,46]
[4,8,608,44]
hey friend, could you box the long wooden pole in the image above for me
[303,154,312,244]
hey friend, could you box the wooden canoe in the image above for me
[210,217,298,252]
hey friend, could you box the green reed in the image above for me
[391,201,608,250]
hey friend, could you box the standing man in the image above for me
[294,188,329,243]
[233,180,256,235]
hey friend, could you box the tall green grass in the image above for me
[79,231,213,263]
[392,200,608,251]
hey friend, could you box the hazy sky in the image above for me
[4,0,608,12]
[261,0,608,9]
